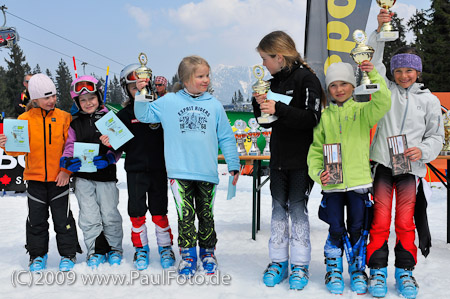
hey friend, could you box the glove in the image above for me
[60,157,81,172]
[93,153,116,170]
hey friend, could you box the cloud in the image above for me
[126,4,151,29]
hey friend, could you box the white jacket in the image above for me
[368,31,444,177]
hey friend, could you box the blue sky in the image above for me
[0,0,431,81]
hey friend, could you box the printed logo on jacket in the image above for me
[178,105,210,134]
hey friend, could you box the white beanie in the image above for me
[28,74,57,100]
[325,62,356,90]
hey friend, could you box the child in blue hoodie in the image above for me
[134,55,240,278]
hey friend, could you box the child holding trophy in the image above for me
[365,9,444,299]
[102,63,176,271]
[252,30,323,290]
[307,61,391,295]
[134,55,240,278]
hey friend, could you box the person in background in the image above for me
[154,75,169,98]
[252,30,323,290]
[14,74,33,117]
[0,74,81,272]
[134,55,240,278]
[365,9,444,299]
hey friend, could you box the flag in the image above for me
[304,0,372,89]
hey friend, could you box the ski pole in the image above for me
[103,66,109,104]
[72,56,78,79]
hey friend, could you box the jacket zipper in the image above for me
[399,90,409,134]
[49,124,52,144]
[42,111,48,182]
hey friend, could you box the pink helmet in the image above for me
[70,75,103,108]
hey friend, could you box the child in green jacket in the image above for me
[307,61,390,295]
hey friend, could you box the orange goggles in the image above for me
[72,80,97,95]
[126,71,139,82]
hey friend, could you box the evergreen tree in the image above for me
[237,90,244,103]
[55,59,73,112]
[33,64,42,74]
[231,91,237,104]
[168,73,179,92]
[2,44,30,117]
[45,68,53,80]
[411,0,450,91]
[382,13,408,81]
[106,75,122,105]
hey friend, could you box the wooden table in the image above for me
[218,154,270,240]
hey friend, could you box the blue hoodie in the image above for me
[134,90,240,184]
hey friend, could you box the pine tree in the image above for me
[237,90,244,103]
[108,75,122,104]
[168,73,179,92]
[45,69,53,80]
[1,44,30,117]
[411,0,450,91]
[55,59,73,112]
[33,64,42,74]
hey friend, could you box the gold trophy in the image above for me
[252,65,277,124]
[376,0,399,42]
[350,30,379,95]
[135,52,154,102]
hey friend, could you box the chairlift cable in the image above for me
[5,10,125,67]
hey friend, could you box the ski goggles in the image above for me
[125,71,139,84]
[72,80,97,95]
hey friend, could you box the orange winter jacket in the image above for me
[5,107,71,182]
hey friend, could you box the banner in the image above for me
[0,148,26,191]
[304,0,372,89]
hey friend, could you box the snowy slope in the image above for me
[1,160,449,299]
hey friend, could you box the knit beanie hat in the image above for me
[325,62,356,90]
[28,74,57,100]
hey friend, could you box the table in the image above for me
[218,154,270,240]
[428,156,450,243]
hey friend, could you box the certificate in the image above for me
[3,119,30,152]
[227,176,236,200]
[267,90,293,105]
[94,111,134,150]
[73,142,99,173]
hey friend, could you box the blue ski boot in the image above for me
[368,267,388,298]
[325,257,344,294]
[199,248,217,275]
[178,247,197,278]
[107,251,123,266]
[59,256,76,272]
[87,254,107,269]
[29,254,48,272]
[134,245,150,270]
[158,246,175,269]
[395,268,419,299]
[348,261,368,294]
[289,264,309,290]
[263,261,288,287]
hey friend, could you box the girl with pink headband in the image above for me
[365,9,444,299]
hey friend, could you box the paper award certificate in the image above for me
[94,111,134,150]
[73,142,99,173]
[323,143,343,185]
[3,119,30,152]
[387,134,411,176]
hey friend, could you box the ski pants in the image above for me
[26,181,80,258]
[74,178,123,257]
[170,179,216,249]
[367,164,417,269]
[126,171,172,248]
[268,168,312,266]
[319,191,367,258]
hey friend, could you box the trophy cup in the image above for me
[261,127,272,156]
[234,119,248,156]
[135,52,154,102]
[376,0,399,42]
[247,118,261,156]
[350,30,380,95]
[441,112,450,155]
[252,65,277,124]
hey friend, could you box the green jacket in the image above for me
[307,68,391,191]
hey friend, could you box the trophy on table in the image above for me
[135,52,155,102]
[376,0,399,42]
[350,30,380,95]
[234,119,248,156]
[247,118,261,156]
[252,65,277,124]
[261,127,272,156]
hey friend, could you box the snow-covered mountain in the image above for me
[211,64,271,105]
